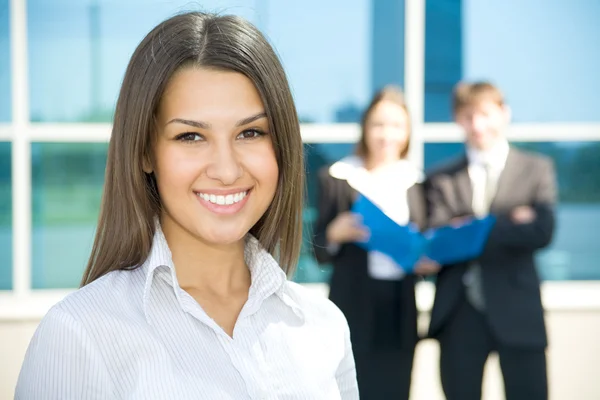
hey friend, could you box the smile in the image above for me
[196,191,248,205]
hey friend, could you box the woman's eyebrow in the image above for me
[166,112,267,129]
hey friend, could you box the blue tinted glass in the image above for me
[28,0,404,123]
[423,141,465,171]
[424,141,600,280]
[0,0,10,122]
[0,142,11,289]
[29,141,355,287]
[425,0,600,122]
[293,143,355,283]
[31,143,107,289]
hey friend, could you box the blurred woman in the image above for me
[313,85,431,399]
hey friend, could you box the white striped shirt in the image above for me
[15,227,358,399]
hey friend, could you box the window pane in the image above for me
[32,143,107,289]
[0,0,10,122]
[31,142,356,287]
[0,142,11,289]
[424,141,600,280]
[28,0,404,123]
[425,0,600,122]
[293,143,355,283]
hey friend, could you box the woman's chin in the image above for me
[201,230,247,247]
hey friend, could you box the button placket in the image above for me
[233,323,274,400]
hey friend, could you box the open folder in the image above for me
[351,194,496,272]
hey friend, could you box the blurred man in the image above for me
[424,81,557,400]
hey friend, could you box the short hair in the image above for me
[82,12,304,286]
[356,85,411,159]
[452,81,505,115]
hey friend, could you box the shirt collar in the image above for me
[467,138,510,169]
[141,221,303,323]
[329,155,423,188]
[244,235,305,321]
[141,223,180,322]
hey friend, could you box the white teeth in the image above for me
[197,191,247,205]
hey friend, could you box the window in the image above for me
[0,142,11,289]
[424,141,600,280]
[424,0,600,122]
[31,143,107,288]
[1,0,597,303]
[0,0,10,122]
[27,141,357,288]
[28,0,405,123]
[294,143,355,283]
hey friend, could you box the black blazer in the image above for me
[425,148,557,348]
[312,166,427,354]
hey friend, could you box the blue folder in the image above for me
[351,194,496,272]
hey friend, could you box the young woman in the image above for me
[16,12,358,399]
[313,86,435,399]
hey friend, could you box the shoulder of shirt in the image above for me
[46,268,142,325]
[323,156,424,185]
[325,155,364,181]
[401,160,426,184]
[282,281,348,327]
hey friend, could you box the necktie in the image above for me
[465,163,497,311]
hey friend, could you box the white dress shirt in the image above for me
[467,139,510,216]
[329,156,423,280]
[16,226,358,400]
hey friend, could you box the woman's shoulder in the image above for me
[282,281,348,329]
[47,268,144,326]
[324,155,363,181]
[389,159,425,185]
[15,274,130,398]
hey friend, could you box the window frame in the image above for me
[2,0,600,319]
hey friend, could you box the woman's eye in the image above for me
[176,132,203,142]
[237,129,265,140]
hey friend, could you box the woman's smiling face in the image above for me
[148,67,279,247]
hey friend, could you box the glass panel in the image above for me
[0,0,10,122]
[294,143,355,283]
[31,142,355,287]
[425,0,600,122]
[424,141,600,280]
[0,142,11,289]
[28,0,404,123]
[32,143,107,289]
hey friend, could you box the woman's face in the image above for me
[148,67,279,247]
[364,100,409,165]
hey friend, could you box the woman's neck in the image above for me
[364,156,400,172]
[160,217,251,297]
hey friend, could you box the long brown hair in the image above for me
[81,12,304,286]
[355,85,411,160]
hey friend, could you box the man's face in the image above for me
[455,100,510,151]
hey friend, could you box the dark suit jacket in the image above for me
[425,147,557,348]
[312,166,427,354]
